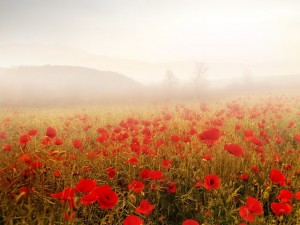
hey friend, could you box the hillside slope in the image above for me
[0,65,143,105]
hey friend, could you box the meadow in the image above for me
[0,93,300,225]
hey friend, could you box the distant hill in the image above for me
[1,44,300,85]
[0,65,143,105]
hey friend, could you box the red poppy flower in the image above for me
[240,173,249,181]
[50,187,75,201]
[201,154,212,161]
[128,180,145,193]
[182,219,199,225]
[46,127,57,139]
[2,144,12,151]
[124,215,144,225]
[235,124,242,131]
[72,139,82,149]
[54,170,61,178]
[127,156,139,165]
[107,167,116,179]
[198,128,221,146]
[75,178,97,193]
[295,134,300,143]
[28,129,38,136]
[203,174,220,190]
[148,170,163,180]
[244,130,254,140]
[97,131,110,143]
[51,186,76,208]
[224,144,244,157]
[162,159,172,169]
[295,191,300,200]
[251,165,259,173]
[18,153,32,164]
[41,136,52,146]
[135,199,154,215]
[0,131,6,139]
[54,139,63,145]
[239,196,263,222]
[171,134,180,142]
[90,185,118,209]
[31,161,42,169]
[140,169,151,179]
[270,169,286,186]
[80,192,98,205]
[276,190,293,203]
[284,164,292,171]
[249,137,264,146]
[167,182,177,193]
[86,150,101,159]
[274,134,285,143]
[288,121,295,128]
[271,202,292,216]
[19,134,31,144]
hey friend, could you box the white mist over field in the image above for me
[0,0,300,104]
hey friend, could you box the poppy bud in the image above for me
[129,194,136,203]
[263,191,270,199]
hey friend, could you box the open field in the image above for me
[1,93,300,225]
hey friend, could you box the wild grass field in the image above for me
[0,94,300,225]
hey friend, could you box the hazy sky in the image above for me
[1,0,300,63]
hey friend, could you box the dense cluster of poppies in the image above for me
[1,95,300,224]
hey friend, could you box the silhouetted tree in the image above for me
[193,62,208,99]
[165,69,177,98]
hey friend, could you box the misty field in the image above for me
[1,94,300,225]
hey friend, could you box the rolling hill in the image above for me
[0,65,143,105]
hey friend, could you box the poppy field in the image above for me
[1,94,300,225]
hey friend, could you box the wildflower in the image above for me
[270,169,286,186]
[224,144,244,157]
[167,182,176,193]
[240,174,249,181]
[107,167,116,179]
[128,180,145,193]
[276,190,293,203]
[50,186,76,209]
[271,202,292,216]
[51,187,75,201]
[201,154,212,161]
[124,215,144,225]
[182,219,199,225]
[76,179,97,193]
[135,199,154,215]
[239,196,263,222]
[54,170,61,178]
[72,139,82,149]
[198,128,220,146]
[89,185,118,209]
[203,174,220,190]
[46,127,57,138]
[2,144,12,151]
[127,156,139,165]
[19,134,31,144]
[295,134,300,143]
[28,129,38,136]
[162,159,172,169]
[171,134,180,142]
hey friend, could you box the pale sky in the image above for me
[0,0,300,64]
